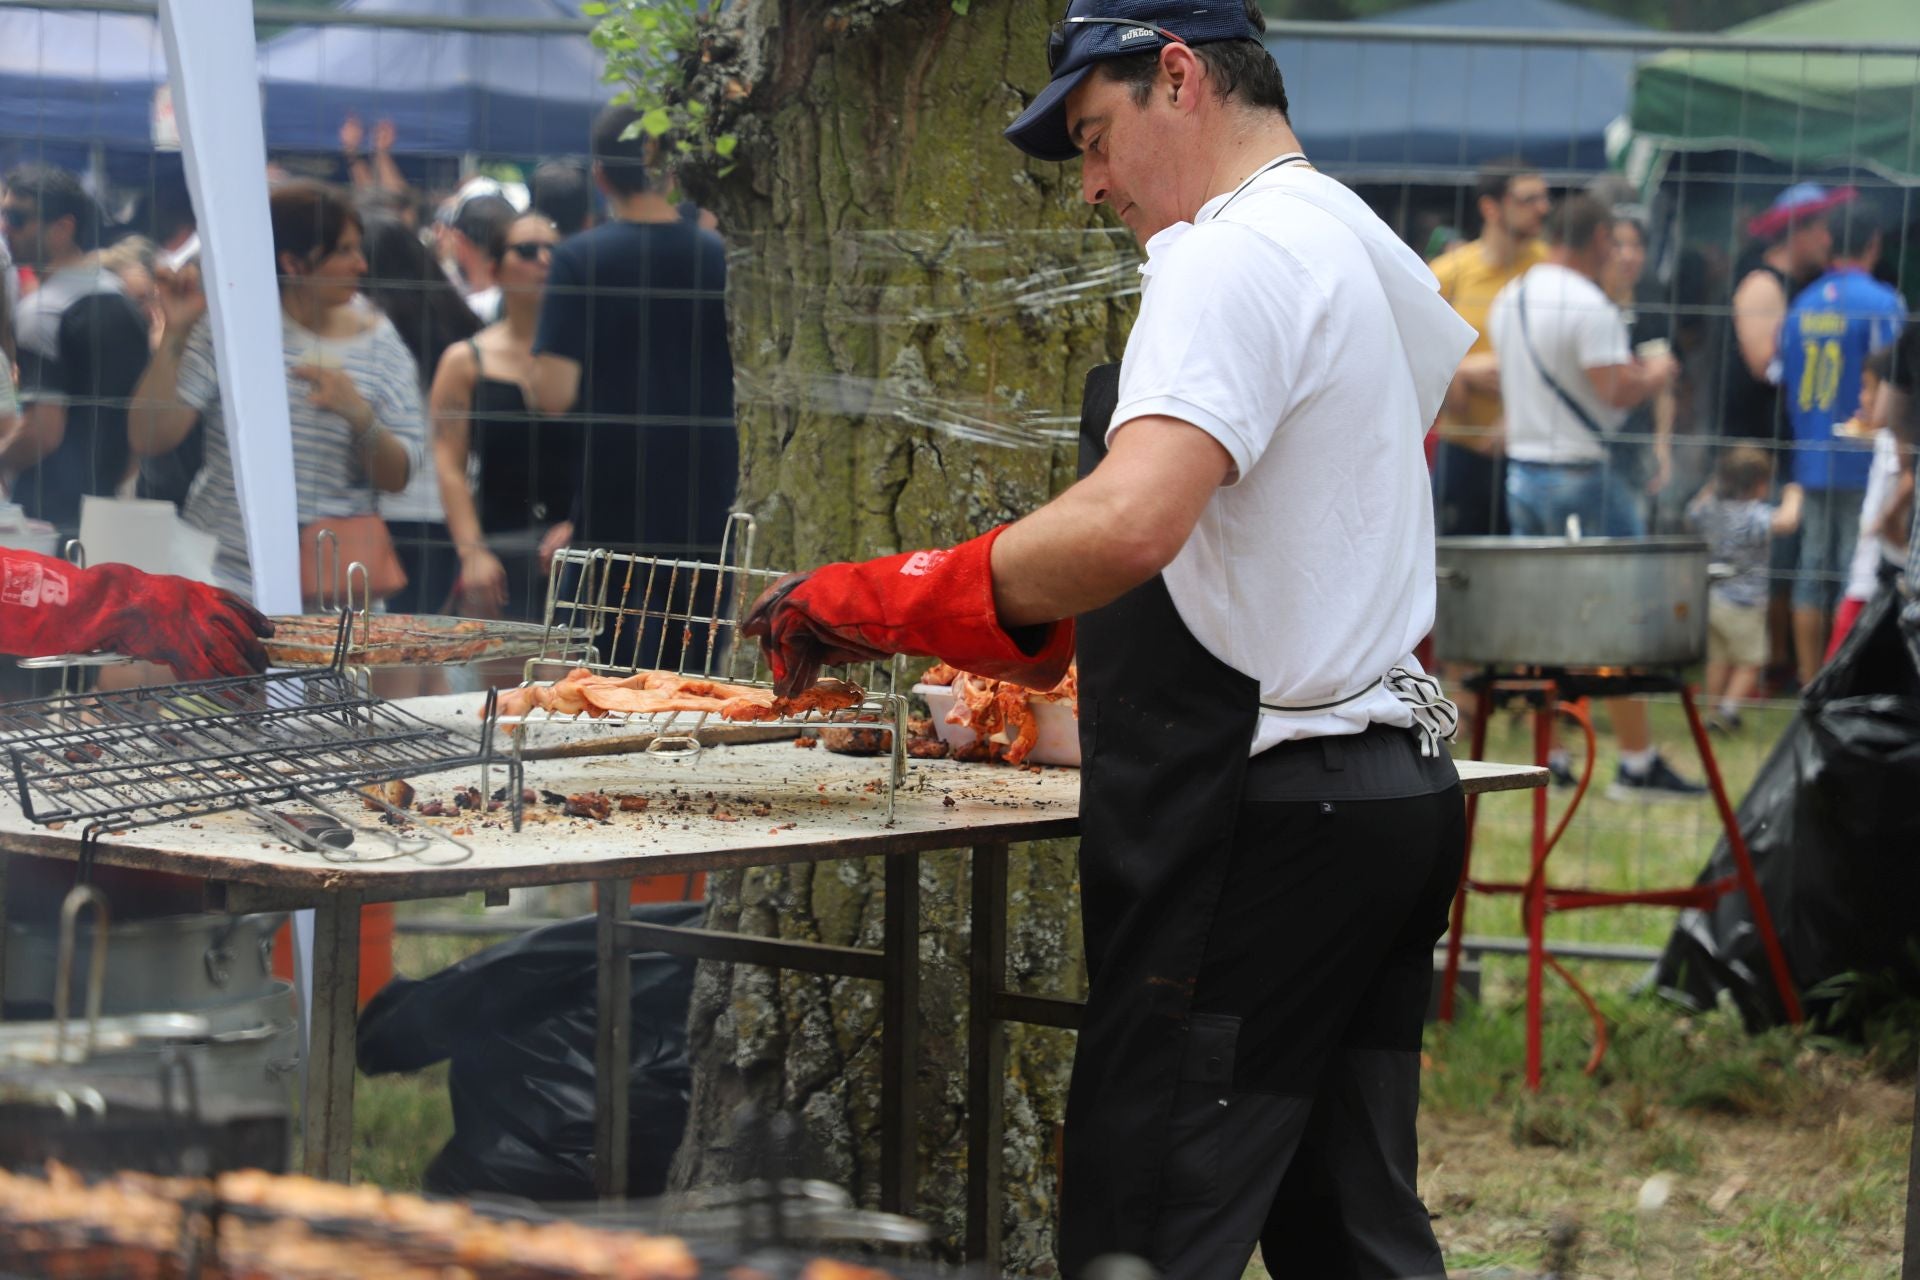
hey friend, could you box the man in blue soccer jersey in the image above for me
[1778,210,1906,682]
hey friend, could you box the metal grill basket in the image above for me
[0,643,488,864]
[490,516,909,822]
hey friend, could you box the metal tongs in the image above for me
[246,788,474,866]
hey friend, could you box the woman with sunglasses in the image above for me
[358,213,484,618]
[428,211,573,619]
[128,181,425,601]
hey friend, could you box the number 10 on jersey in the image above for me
[1797,338,1844,413]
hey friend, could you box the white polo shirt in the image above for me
[1111,165,1475,754]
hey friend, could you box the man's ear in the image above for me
[1161,41,1199,107]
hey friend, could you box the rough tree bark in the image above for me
[652,0,1138,1269]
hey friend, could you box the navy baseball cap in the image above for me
[1004,0,1266,162]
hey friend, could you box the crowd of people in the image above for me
[1424,162,1916,789]
[0,100,734,640]
[0,128,1912,752]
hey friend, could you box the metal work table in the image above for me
[0,691,1543,1264]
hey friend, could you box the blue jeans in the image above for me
[1505,460,1647,538]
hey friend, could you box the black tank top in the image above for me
[1719,262,1788,442]
[467,339,580,530]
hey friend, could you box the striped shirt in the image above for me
[175,312,424,598]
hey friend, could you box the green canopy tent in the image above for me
[1629,0,1920,185]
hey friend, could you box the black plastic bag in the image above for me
[358,902,702,1200]
[1655,587,1920,1032]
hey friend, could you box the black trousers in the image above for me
[1144,730,1465,1280]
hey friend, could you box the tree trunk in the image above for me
[655,0,1136,1268]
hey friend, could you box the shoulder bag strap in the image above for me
[1515,276,1612,443]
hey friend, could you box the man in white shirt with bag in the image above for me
[1488,193,1704,800]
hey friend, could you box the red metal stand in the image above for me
[1437,670,1803,1090]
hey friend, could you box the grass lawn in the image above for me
[1411,993,1912,1278]
[350,692,1915,1276]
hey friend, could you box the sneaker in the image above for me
[1607,753,1708,802]
[1706,709,1744,735]
[1546,749,1577,789]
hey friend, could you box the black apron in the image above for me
[1061,363,1262,1269]
[1060,364,1460,1280]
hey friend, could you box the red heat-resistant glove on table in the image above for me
[742,526,1073,698]
[0,551,274,682]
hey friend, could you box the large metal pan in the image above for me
[1433,536,1709,669]
[4,911,285,1015]
[0,985,298,1174]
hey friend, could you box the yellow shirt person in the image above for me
[1430,237,1546,454]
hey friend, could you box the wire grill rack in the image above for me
[491,515,909,823]
[0,666,488,839]
[263,611,595,669]
[266,552,596,670]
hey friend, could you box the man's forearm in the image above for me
[1457,352,1502,394]
[990,487,1168,626]
[1589,361,1665,411]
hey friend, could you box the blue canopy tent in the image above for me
[0,6,169,181]
[1266,0,1649,179]
[257,0,615,161]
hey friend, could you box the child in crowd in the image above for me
[1689,447,1804,732]
[1826,348,1915,659]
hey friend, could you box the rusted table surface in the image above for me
[0,687,1541,900]
[0,736,1082,902]
[0,688,1546,1239]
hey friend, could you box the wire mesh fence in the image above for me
[1258,13,1919,976]
[0,0,1913,968]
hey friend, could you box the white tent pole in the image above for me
[154,0,315,1063]
[154,0,302,613]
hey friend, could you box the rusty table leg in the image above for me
[879,851,921,1216]
[965,843,1009,1267]
[594,878,633,1201]
[1524,700,1552,1093]
[302,892,362,1180]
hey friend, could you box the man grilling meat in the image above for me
[745,2,1474,1275]
[0,547,269,680]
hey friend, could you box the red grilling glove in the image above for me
[742,526,1073,699]
[0,551,274,682]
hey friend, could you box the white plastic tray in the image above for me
[914,682,1081,767]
